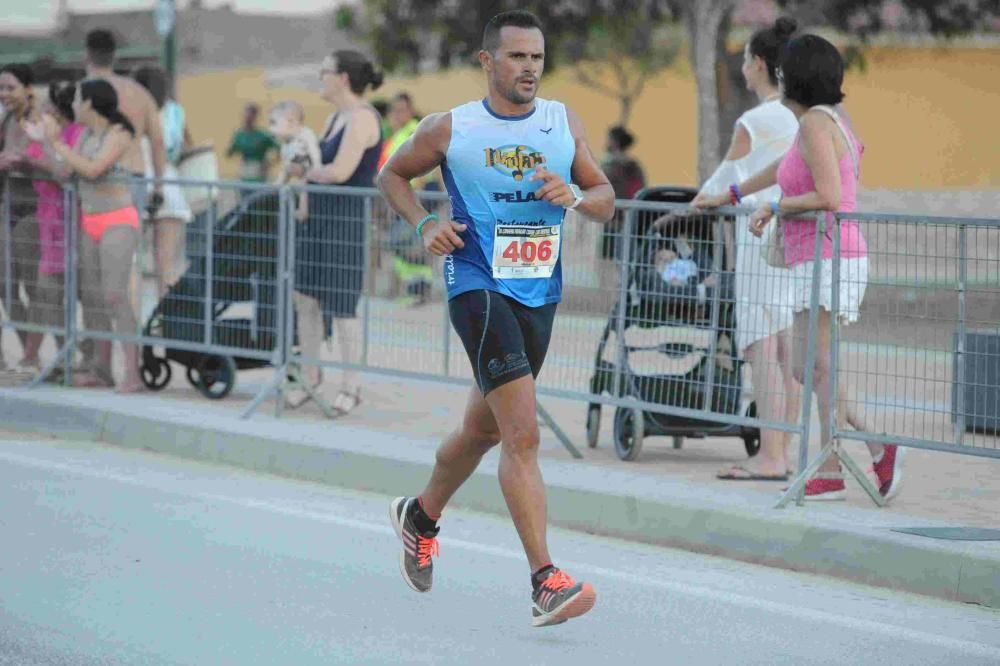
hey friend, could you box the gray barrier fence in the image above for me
[1,175,997,507]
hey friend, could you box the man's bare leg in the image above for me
[486,374,551,572]
[419,386,502,517]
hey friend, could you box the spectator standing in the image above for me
[18,82,85,371]
[296,50,384,416]
[599,126,645,260]
[227,103,279,185]
[690,18,801,481]
[134,66,192,297]
[34,79,144,392]
[699,35,904,501]
[0,63,41,370]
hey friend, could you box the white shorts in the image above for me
[735,224,795,353]
[149,163,192,223]
[141,139,192,223]
[789,257,869,324]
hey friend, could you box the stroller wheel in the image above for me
[140,356,172,391]
[586,404,601,449]
[613,407,644,462]
[188,355,237,400]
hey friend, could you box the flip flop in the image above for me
[717,466,789,482]
[330,389,362,418]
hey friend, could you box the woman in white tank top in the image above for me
[690,18,800,481]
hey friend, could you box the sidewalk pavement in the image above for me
[1,362,997,609]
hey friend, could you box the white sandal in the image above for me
[331,389,362,418]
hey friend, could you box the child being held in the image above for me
[269,101,321,221]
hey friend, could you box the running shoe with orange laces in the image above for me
[531,568,597,627]
[390,497,440,593]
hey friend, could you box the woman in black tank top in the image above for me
[287,50,383,414]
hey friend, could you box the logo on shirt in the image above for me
[444,254,456,286]
[490,191,540,204]
[484,145,546,182]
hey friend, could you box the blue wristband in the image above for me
[415,214,438,237]
[769,200,780,216]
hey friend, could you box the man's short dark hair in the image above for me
[482,10,543,54]
[85,29,116,67]
[780,34,845,108]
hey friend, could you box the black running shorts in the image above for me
[449,289,557,396]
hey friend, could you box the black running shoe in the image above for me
[389,497,439,593]
[531,568,597,627]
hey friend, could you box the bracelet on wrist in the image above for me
[769,200,780,216]
[728,184,742,205]
[415,213,438,237]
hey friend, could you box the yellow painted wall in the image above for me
[179,46,1000,189]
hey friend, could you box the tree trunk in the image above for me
[686,0,738,184]
[715,7,756,162]
[620,95,633,128]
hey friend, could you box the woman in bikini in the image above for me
[32,79,144,392]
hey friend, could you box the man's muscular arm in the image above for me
[377,112,466,256]
[531,106,615,222]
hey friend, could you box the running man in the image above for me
[376,10,614,627]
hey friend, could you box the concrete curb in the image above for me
[2,388,997,609]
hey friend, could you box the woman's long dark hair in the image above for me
[333,50,384,95]
[49,81,76,123]
[79,79,136,136]
[748,17,798,86]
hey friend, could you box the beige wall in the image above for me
[179,46,1000,190]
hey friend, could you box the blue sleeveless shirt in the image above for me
[442,98,575,307]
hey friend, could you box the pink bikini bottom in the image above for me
[81,206,140,243]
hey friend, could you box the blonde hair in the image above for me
[270,100,305,124]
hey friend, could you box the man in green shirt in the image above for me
[227,103,279,183]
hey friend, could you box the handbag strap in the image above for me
[810,105,859,180]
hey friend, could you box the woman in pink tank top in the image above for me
[699,35,904,502]
[19,82,84,369]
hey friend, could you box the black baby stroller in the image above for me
[586,186,760,461]
[139,190,284,399]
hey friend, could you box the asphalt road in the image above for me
[0,437,998,666]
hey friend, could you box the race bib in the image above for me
[492,225,561,279]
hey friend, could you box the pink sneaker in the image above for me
[803,476,846,501]
[873,445,905,501]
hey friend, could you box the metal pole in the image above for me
[203,188,215,346]
[64,185,77,385]
[361,194,372,367]
[776,212,825,508]
[164,0,177,98]
[612,207,635,400]
[2,180,11,343]
[955,223,968,445]
[700,217,724,412]
[276,186,292,417]
[829,214,841,452]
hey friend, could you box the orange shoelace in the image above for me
[540,570,575,592]
[417,535,440,568]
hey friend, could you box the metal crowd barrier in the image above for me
[1,175,997,508]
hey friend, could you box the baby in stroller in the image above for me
[639,215,725,326]
[653,234,718,303]
[269,100,321,221]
